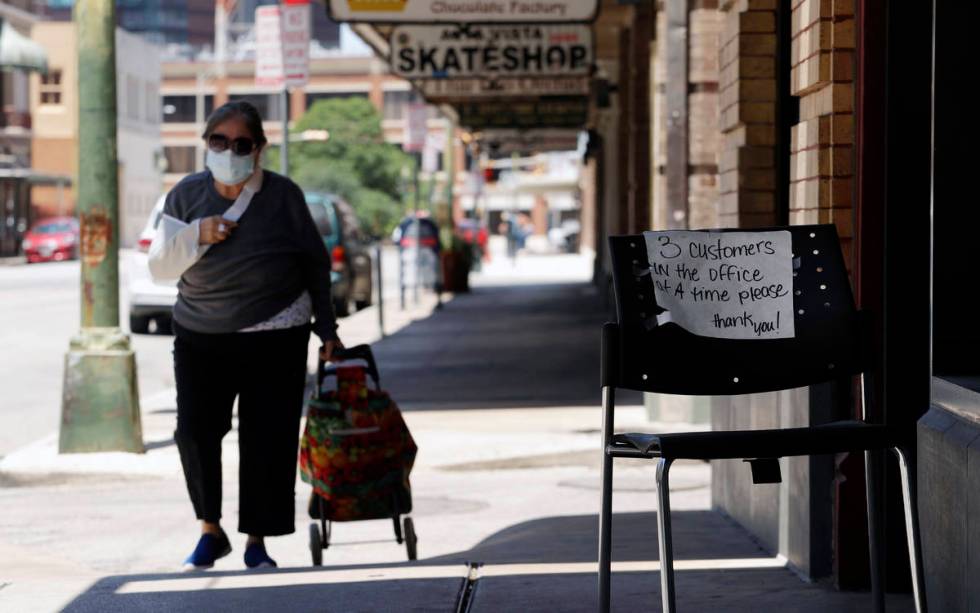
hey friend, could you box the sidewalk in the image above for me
[0,251,911,612]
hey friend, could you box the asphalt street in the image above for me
[0,257,172,456]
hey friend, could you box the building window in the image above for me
[162,95,213,123]
[229,93,282,121]
[382,89,420,120]
[163,145,197,174]
[39,70,63,105]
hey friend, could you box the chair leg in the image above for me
[893,446,928,613]
[656,458,676,613]
[864,448,886,613]
[598,386,615,613]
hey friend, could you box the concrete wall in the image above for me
[711,386,834,577]
[918,405,980,612]
[115,29,163,247]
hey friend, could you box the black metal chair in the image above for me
[597,224,926,613]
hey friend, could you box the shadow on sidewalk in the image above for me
[371,280,640,412]
[59,511,898,613]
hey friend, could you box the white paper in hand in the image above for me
[643,230,796,340]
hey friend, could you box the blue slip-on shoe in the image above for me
[244,543,278,569]
[182,531,232,571]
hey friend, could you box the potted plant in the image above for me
[441,235,471,293]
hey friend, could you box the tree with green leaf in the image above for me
[265,97,414,236]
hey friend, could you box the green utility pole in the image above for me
[60,0,143,454]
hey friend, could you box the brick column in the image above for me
[718,0,778,229]
[689,3,722,229]
[788,0,855,263]
[652,1,722,231]
[629,2,654,233]
[616,26,632,237]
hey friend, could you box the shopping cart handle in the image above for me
[318,344,380,389]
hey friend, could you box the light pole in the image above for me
[59,0,143,454]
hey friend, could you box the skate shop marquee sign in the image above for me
[328,0,598,23]
[644,230,796,340]
[391,24,592,79]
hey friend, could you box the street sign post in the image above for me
[404,103,428,153]
[390,24,593,80]
[256,1,310,88]
[327,0,598,23]
[255,6,284,88]
[256,1,310,177]
[281,0,311,88]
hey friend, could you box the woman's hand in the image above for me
[320,339,344,363]
[199,216,237,245]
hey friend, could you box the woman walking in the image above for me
[149,101,342,570]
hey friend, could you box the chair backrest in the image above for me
[606,224,867,396]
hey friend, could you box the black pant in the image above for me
[173,320,310,536]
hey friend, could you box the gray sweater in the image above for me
[163,170,338,342]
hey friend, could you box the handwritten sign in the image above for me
[643,230,795,340]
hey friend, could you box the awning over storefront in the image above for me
[0,18,48,73]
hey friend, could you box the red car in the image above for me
[22,216,79,263]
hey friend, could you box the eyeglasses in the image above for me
[207,133,257,156]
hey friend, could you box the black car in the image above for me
[305,192,373,317]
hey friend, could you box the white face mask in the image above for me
[206,149,255,185]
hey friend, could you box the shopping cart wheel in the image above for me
[403,517,418,561]
[309,523,322,566]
